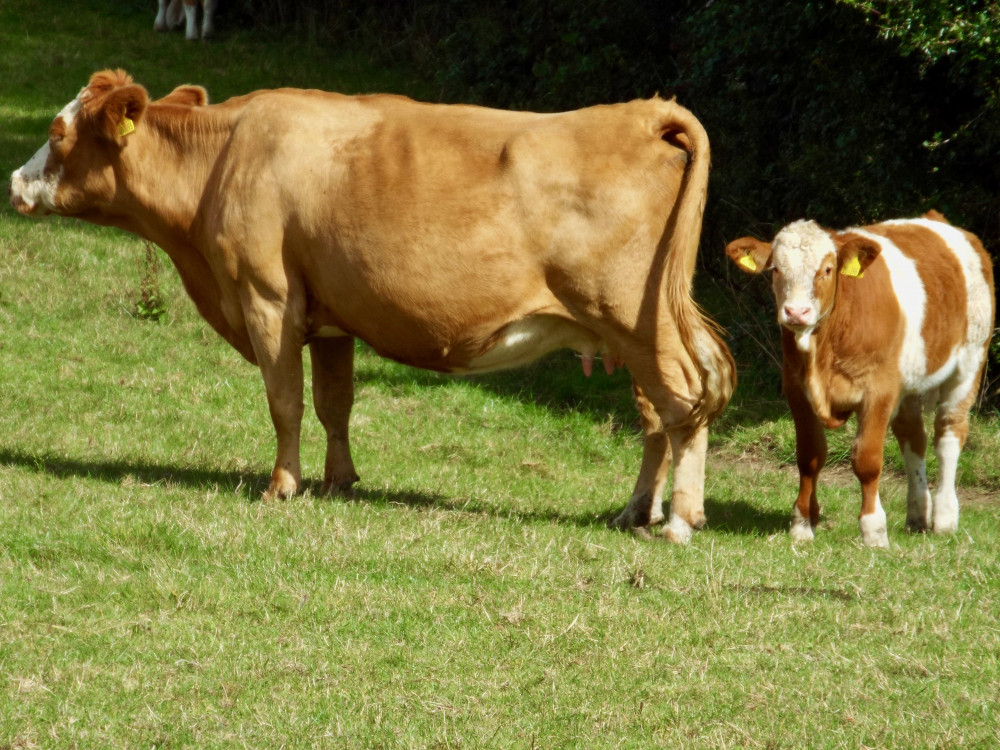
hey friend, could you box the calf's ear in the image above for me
[97,84,150,142]
[725,237,772,275]
[835,235,880,278]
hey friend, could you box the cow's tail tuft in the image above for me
[657,99,736,428]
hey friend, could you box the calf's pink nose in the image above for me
[783,304,812,325]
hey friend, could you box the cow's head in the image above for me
[726,220,880,349]
[9,70,149,219]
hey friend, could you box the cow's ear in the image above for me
[835,235,880,279]
[725,237,772,275]
[97,84,150,142]
[155,85,209,107]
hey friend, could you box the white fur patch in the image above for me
[789,506,814,542]
[933,431,961,534]
[9,96,82,214]
[859,495,889,548]
[883,219,994,405]
[848,229,934,392]
[661,513,693,544]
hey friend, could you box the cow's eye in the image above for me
[823,266,833,277]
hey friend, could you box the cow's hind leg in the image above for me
[931,364,983,535]
[310,336,360,496]
[662,422,709,544]
[621,360,711,545]
[610,382,669,531]
[891,393,932,532]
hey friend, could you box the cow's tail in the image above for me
[657,99,736,428]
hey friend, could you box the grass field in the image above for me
[2,1,999,747]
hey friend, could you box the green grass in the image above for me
[2,2,999,747]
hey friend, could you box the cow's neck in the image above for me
[111,105,234,252]
[782,290,859,428]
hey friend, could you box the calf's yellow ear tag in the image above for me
[738,254,758,271]
[840,256,863,278]
[117,117,136,137]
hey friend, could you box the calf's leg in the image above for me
[890,393,932,532]
[310,337,360,496]
[787,384,826,542]
[931,367,981,534]
[852,402,892,548]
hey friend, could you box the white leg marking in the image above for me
[933,431,961,534]
[902,444,932,532]
[661,513,693,545]
[154,0,169,31]
[859,494,890,549]
[184,2,199,40]
[201,0,216,37]
[789,506,815,542]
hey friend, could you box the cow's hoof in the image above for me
[859,509,890,549]
[789,520,815,543]
[263,468,299,501]
[322,475,359,498]
[660,515,693,545]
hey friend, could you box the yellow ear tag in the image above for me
[840,256,863,278]
[117,117,136,137]
[738,255,758,272]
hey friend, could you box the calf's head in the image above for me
[726,220,880,347]
[9,70,149,220]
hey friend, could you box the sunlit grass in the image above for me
[2,1,998,747]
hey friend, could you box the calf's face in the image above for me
[9,71,148,220]
[726,220,880,347]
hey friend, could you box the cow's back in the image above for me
[861,218,994,394]
[204,91,694,367]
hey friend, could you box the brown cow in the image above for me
[9,70,736,542]
[727,213,994,547]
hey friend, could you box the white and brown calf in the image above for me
[727,213,994,547]
[155,0,216,40]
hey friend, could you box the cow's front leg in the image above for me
[310,336,360,496]
[853,402,892,548]
[611,382,669,531]
[243,293,305,500]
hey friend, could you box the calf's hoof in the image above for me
[859,509,890,549]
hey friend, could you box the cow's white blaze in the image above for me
[9,96,82,215]
[769,220,836,351]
